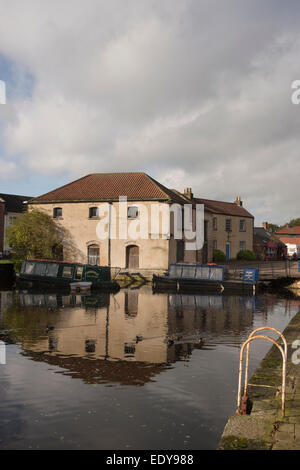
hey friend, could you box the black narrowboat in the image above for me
[17,259,120,292]
[152,263,259,294]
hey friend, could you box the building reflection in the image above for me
[2,286,298,386]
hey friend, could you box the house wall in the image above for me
[30,201,173,269]
[22,288,169,364]
[206,213,254,260]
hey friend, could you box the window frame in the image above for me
[89,207,99,219]
[239,241,246,251]
[53,207,63,219]
[127,206,139,219]
[239,219,246,232]
[225,219,231,231]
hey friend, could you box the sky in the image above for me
[0,0,300,225]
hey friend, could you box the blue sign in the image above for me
[298,261,300,273]
[243,268,259,283]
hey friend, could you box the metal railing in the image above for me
[223,260,299,280]
[236,327,287,417]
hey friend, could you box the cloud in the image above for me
[0,0,300,223]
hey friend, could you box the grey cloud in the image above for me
[1,0,300,224]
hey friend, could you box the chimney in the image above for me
[234,196,243,207]
[184,188,193,200]
[262,221,268,230]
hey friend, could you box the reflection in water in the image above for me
[1,288,299,386]
[0,286,299,450]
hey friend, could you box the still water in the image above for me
[0,285,299,450]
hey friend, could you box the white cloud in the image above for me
[0,0,300,223]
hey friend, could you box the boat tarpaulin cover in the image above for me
[168,264,224,281]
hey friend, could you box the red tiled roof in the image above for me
[275,226,300,235]
[30,173,188,204]
[30,172,254,218]
[193,197,254,218]
[278,237,300,245]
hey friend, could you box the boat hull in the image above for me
[152,274,258,294]
[17,276,120,292]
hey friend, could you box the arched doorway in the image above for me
[88,244,100,265]
[126,245,139,269]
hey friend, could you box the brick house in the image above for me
[0,193,32,257]
[275,226,300,258]
[254,224,287,260]
[29,173,254,269]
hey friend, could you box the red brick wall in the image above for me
[0,201,5,253]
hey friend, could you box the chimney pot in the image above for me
[184,188,193,199]
[234,196,243,206]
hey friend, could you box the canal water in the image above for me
[0,285,299,450]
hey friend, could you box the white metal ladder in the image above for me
[236,327,287,417]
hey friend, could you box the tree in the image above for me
[7,209,64,260]
[266,223,280,233]
[287,218,300,227]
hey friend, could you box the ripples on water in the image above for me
[0,286,299,449]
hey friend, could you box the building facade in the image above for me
[0,193,32,257]
[194,196,254,261]
[275,226,300,258]
[29,173,254,269]
[254,224,286,260]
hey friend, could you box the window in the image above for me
[34,263,47,276]
[240,241,246,251]
[213,217,217,230]
[53,207,62,219]
[23,261,35,274]
[62,266,73,278]
[124,343,136,356]
[8,216,17,225]
[85,339,96,354]
[88,245,100,265]
[212,240,217,251]
[127,206,138,219]
[49,337,58,352]
[225,219,231,231]
[240,219,246,231]
[75,266,83,280]
[46,263,59,277]
[89,207,99,218]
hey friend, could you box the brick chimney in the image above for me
[234,196,243,207]
[184,188,193,200]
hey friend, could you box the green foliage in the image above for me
[266,223,280,233]
[237,250,257,260]
[213,249,226,262]
[286,218,300,227]
[6,209,63,260]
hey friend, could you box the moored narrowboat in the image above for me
[17,259,120,292]
[152,263,259,294]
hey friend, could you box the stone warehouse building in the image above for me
[0,193,32,257]
[29,173,254,270]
